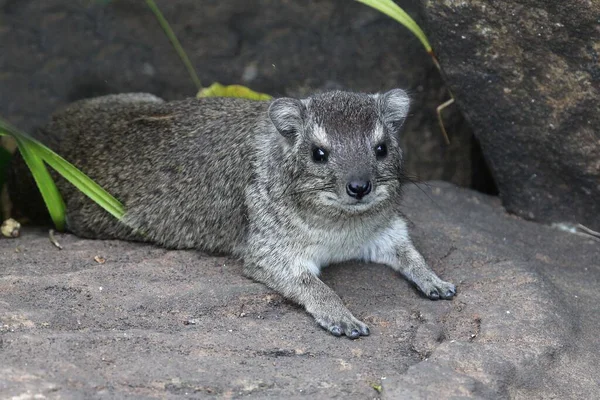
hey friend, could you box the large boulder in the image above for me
[0,0,476,186]
[1,183,598,398]
[424,0,600,229]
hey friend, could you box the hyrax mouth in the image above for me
[327,191,380,213]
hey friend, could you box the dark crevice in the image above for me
[471,134,499,195]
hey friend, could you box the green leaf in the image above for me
[355,0,432,53]
[0,118,125,230]
[2,131,67,231]
[370,383,383,394]
[34,142,125,221]
[197,83,272,100]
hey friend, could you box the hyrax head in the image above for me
[268,89,409,214]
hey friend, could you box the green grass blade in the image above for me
[0,118,125,228]
[356,0,422,40]
[34,142,125,221]
[13,135,67,231]
[145,0,202,90]
[355,0,432,53]
[0,121,66,230]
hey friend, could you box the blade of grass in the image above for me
[0,122,66,230]
[357,0,451,141]
[355,0,432,54]
[143,0,274,100]
[34,142,125,220]
[7,134,67,231]
[0,118,125,228]
[145,0,202,90]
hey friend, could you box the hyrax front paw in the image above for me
[416,277,457,300]
[315,311,370,339]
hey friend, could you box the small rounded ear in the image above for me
[268,98,306,139]
[378,89,410,131]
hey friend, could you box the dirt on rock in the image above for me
[1,183,599,399]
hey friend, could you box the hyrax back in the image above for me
[11,93,268,253]
[9,90,456,338]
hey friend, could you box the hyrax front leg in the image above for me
[371,220,456,300]
[244,263,370,339]
[393,241,456,299]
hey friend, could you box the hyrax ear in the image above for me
[268,97,306,139]
[377,89,410,131]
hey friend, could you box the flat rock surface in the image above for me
[1,183,598,399]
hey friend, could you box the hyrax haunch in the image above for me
[10,89,456,338]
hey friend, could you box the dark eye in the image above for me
[375,143,388,159]
[312,147,329,163]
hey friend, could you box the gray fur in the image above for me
[9,90,456,338]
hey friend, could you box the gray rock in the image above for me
[423,0,600,229]
[1,183,598,398]
[0,0,476,187]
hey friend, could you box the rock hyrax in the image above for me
[9,89,456,338]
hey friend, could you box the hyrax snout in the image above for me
[346,179,371,199]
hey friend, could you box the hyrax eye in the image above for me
[312,147,329,163]
[375,143,388,159]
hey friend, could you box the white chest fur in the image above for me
[294,217,409,275]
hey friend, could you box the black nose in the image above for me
[346,180,372,199]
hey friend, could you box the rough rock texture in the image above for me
[0,0,479,187]
[424,1,600,228]
[1,183,598,399]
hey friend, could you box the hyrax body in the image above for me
[9,90,456,338]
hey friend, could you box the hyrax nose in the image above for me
[346,180,372,200]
